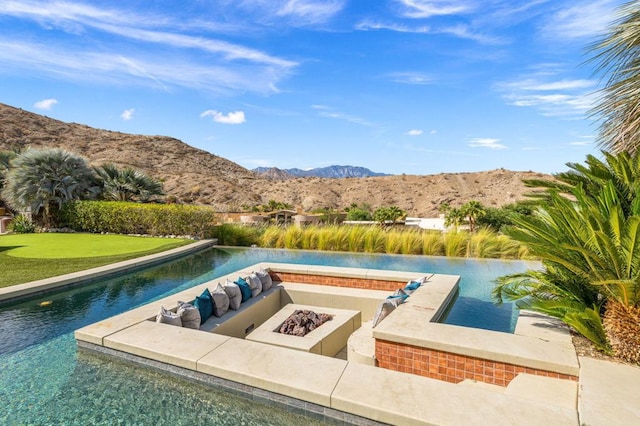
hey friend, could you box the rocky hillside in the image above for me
[0,103,550,216]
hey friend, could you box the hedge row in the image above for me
[61,201,217,238]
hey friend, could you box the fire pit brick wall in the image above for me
[269,272,404,292]
[375,340,578,387]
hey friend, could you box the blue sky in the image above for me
[0,0,625,175]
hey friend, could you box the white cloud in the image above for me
[569,135,595,146]
[0,1,297,94]
[234,0,345,26]
[200,110,246,124]
[387,71,433,85]
[0,39,289,95]
[430,130,437,135]
[397,0,473,18]
[542,0,618,40]
[317,111,375,127]
[497,75,597,119]
[34,98,58,110]
[437,24,504,45]
[406,129,423,136]
[311,105,376,127]
[276,0,345,23]
[356,20,430,33]
[468,138,507,149]
[120,108,134,120]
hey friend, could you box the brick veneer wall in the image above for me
[375,340,578,387]
[269,272,404,292]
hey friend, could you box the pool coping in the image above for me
[0,239,216,304]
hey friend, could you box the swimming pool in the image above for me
[0,247,536,425]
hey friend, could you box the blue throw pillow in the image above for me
[234,277,252,303]
[405,280,422,292]
[194,288,214,324]
[387,288,410,302]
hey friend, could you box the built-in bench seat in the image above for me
[200,284,283,336]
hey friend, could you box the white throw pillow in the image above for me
[247,272,262,297]
[177,301,201,329]
[256,268,273,292]
[223,280,242,310]
[211,283,230,317]
[156,306,182,327]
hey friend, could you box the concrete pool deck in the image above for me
[71,260,640,425]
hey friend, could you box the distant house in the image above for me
[403,216,448,231]
[266,209,298,225]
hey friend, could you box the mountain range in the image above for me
[0,102,549,216]
[253,165,388,179]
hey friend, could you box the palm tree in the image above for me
[494,151,640,362]
[589,1,640,154]
[461,200,485,232]
[96,163,164,202]
[0,150,16,196]
[2,148,100,226]
[373,205,406,227]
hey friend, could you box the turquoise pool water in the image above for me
[0,247,536,425]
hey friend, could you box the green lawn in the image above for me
[0,233,192,288]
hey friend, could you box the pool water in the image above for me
[0,247,536,425]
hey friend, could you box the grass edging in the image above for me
[0,239,216,303]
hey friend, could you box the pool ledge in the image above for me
[75,263,583,425]
[0,239,216,303]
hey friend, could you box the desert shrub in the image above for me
[214,223,263,246]
[346,226,367,252]
[61,201,217,238]
[260,226,282,247]
[443,230,469,257]
[282,226,303,249]
[235,223,525,259]
[316,227,336,250]
[362,227,386,253]
[9,214,36,233]
[422,231,445,256]
[384,230,404,254]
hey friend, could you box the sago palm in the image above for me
[495,152,640,361]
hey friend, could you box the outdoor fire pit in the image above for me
[246,304,361,357]
[278,309,333,337]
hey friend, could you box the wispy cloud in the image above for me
[496,74,597,118]
[120,108,134,120]
[386,72,433,85]
[201,110,246,124]
[234,0,345,26]
[0,38,291,95]
[541,0,618,40]
[355,20,430,33]
[468,138,507,149]
[569,135,595,146]
[436,24,505,45]
[406,129,423,136]
[397,0,474,19]
[0,1,296,94]
[34,98,58,110]
[312,105,375,127]
[358,3,500,45]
